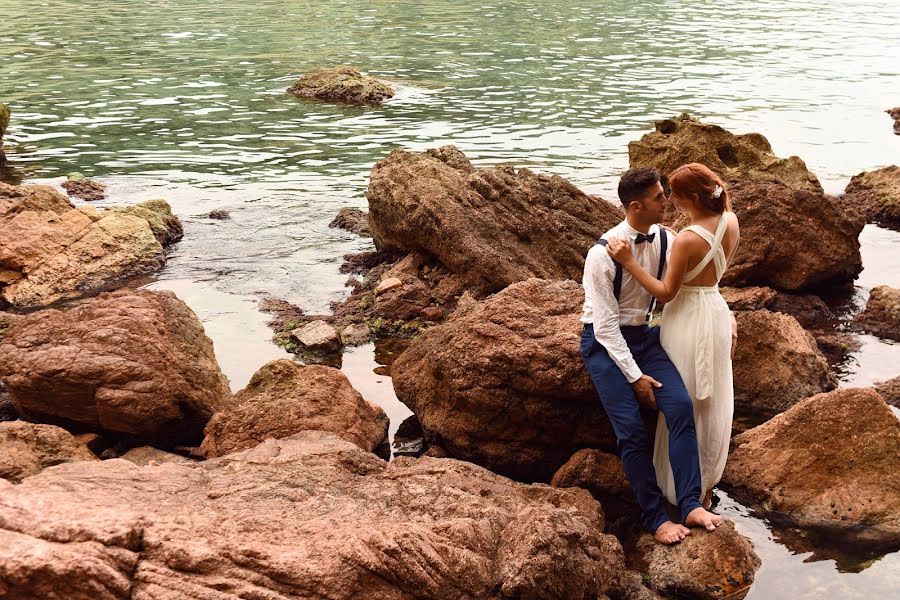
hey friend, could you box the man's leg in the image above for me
[580,328,669,533]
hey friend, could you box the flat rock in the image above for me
[289,320,341,353]
[855,285,900,341]
[200,359,388,457]
[0,421,97,482]
[733,310,835,415]
[723,388,900,549]
[0,431,628,599]
[329,206,371,236]
[120,446,194,466]
[391,278,617,482]
[287,66,395,105]
[0,289,233,447]
[367,145,623,296]
[842,166,900,225]
[339,322,371,346]
[628,113,822,193]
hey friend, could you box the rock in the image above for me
[339,322,371,346]
[0,431,628,599]
[287,66,395,105]
[73,432,107,455]
[0,421,97,482]
[106,198,183,246]
[0,289,233,447]
[724,388,900,549]
[61,174,107,201]
[374,276,403,295]
[367,145,623,296]
[733,310,835,415]
[721,286,832,328]
[875,376,900,407]
[207,208,229,220]
[421,306,443,321]
[120,446,194,466]
[392,415,426,457]
[628,113,822,193]
[0,381,16,422]
[0,103,9,167]
[0,185,182,308]
[855,285,900,341]
[392,279,617,481]
[329,206,371,236]
[888,106,900,135]
[635,520,761,600]
[842,166,900,225]
[200,359,388,457]
[289,320,342,353]
[721,180,863,291]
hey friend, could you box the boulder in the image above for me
[634,520,761,600]
[875,376,900,408]
[329,206,371,236]
[723,388,900,549]
[106,198,183,246]
[120,446,194,466]
[721,286,831,328]
[0,289,233,447]
[733,310,835,415]
[721,180,863,291]
[842,166,900,225]
[200,359,388,457]
[888,106,900,135]
[0,184,182,308]
[287,66,395,105]
[0,421,97,482]
[367,146,623,296]
[0,431,628,599]
[391,279,617,481]
[855,285,900,341]
[628,113,822,193]
[207,208,229,220]
[289,320,342,353]
[61,173,107,201]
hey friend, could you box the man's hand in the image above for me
[731,312,738,360]
[632,374,663,411]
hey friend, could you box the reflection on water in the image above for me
[340,342,412,442]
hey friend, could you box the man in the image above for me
[580,167,722,544]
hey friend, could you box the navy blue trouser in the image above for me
[581,323,702,532]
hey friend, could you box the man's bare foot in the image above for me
[685,507,723,531]
[655,520,691,544]
[702,490,714,510]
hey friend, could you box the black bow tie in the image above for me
[635,232,656,244]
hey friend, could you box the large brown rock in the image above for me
[855,285,900,341]
[200,359,389,457]
[0,431,628,599]
[392,278,616,482]
[628,113,822,193]
[0,421,96,482]
[0,183,183,308]
[723,388,900,549]
[367,146,623,296]
[875,376,900,408]
[721,286,831,329]
[0,289,233,447]
[733,310,835,415]
[287,66,395,105]
[842,166,900,225]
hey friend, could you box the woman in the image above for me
[607,163,740,509]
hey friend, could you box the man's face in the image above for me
[633,181,668,224]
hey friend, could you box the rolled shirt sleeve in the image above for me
[584,246,643,383]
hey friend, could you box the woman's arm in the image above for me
[606,234,691,303]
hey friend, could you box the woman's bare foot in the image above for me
[702,490,713,510]
[655,520,691,544]
[685,507,723,531]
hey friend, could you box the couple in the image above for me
[580,164,740,544]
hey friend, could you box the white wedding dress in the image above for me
[654,213,734,504]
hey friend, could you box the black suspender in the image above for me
[596,227,667,322]
[596,239,623,300]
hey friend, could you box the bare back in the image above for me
[680,211,740,286]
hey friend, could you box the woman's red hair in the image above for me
[668,163,729,214]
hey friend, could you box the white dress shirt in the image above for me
[580,220,673,383]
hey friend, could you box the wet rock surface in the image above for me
[0,289,233,447]
[723,388,900,550]
[733,310,835,416]
[888,106,900,135]
[0,431,628,600]
[207,208,229,220]
[61,173,107,201]
[391,278,617,482]
[843,166,900,226]
[200,359,389,457]
[329,206,371,236]
[0,103,8,167]
[0,421,97,482]
[105,198,184,246]
[855,285,900,341]
[287,66,395,105]
[875,376,900,407]
[289,320,342,353]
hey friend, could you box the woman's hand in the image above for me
[606,237,635,266]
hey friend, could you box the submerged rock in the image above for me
[724,388,900,550]
[287,66,395,105]
[0,289,233,447]
[629,113,822,193]
[200,359,388,457]
[391,279,617,482]
[367,145,623,296]
[329,206,371,236]
[61,172,107,201]
[207,208,230,220]
[843,166,900,226]
[855,285,900,341]
[0,431,627,599]
[0,421,97,483]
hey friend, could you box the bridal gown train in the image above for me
[654,212,734,504]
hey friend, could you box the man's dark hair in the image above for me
[618,167,660,208]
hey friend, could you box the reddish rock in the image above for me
[724,388,900,549]
[843,166,900,225]
[0,289,233,447]
[289,320,342,353]
[875,376,900,408]
[367,145,623,296]
[120,446,194,466]
[420,306,443,321]
[200,359,388,457]
[391,279,616,482]
[888,106,900,135]
[329,206,371,236]
[339,322,371,346]
[0,421,97,482]
[287,66,395,105]
[855,285,900,341]
[0,431,628,599]
[61,175,107,201]
[721,286,831,328]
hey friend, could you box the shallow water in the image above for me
[3,0,899,596]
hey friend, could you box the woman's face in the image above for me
[668,188,689,212]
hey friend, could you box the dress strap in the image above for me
[682,213,729,282]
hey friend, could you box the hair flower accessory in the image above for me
[712,184,723,198]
